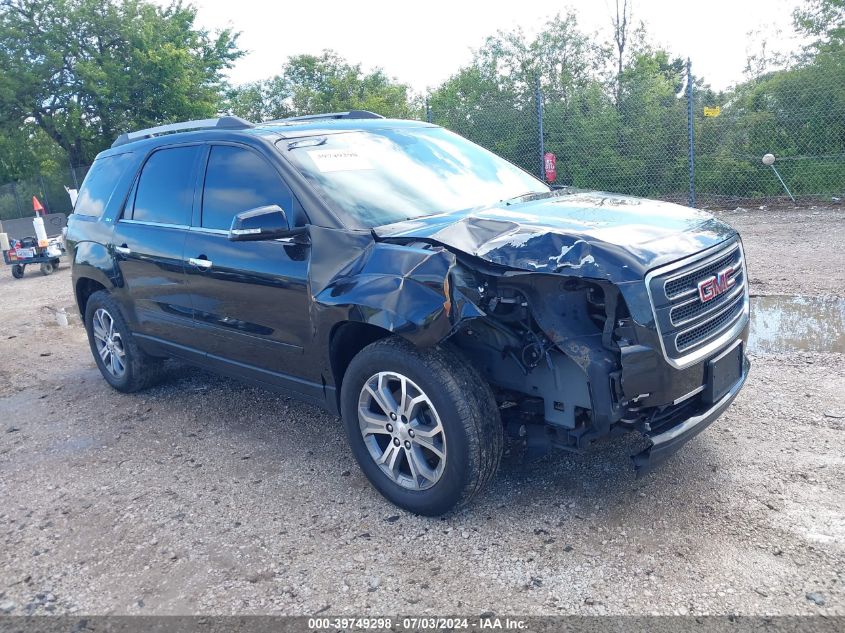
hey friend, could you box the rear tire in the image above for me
[340,336,503,516]
[11,264,24,279]
[39,262,54,275]
[84,290,162,392]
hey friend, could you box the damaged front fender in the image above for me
[307,226,484,349]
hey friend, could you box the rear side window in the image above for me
[201,145,291,230]
[130,146,200,225]
[74,153,135,217]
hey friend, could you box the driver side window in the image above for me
[201,145,292,231]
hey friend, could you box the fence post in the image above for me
[11,181,23,218]
[535,77,545,181]
[687,58,696,208]
[38,172,50,212]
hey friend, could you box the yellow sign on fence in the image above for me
[703,106,722,118]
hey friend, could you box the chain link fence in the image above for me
[0,164,90,221]
[426,94,540,179]
[541,81,691,204]
[428,58,844,208]
[695,58,844,205]
[2,54,842,218]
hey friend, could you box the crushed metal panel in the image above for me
[307,226,484,348]
[374,193,738,285]
[426,217,600,275]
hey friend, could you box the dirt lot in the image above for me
[709,204,845,298]
[0,206,843,616]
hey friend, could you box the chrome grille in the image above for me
[646,240,749,368]
[670,270,744,326]
[664,248,740,299]
[676,294,745,351]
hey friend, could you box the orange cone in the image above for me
[32,196,44,215]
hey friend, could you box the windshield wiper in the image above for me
[503,191,553,204]
[287,137,327,150]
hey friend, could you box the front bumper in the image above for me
[631,350,750,474]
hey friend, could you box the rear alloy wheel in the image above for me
[341,337,503,516]
[84,290,162,392]
[91,308,127,379]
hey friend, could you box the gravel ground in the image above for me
[710,204,845,297]
[0,206,843,616]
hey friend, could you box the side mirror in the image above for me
[228,205,294,241]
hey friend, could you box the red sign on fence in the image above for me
[544,152,557,183]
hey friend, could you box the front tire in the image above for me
[84,290,161,392]
[340,337,503,515]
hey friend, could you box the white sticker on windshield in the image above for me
[308,149,374,172]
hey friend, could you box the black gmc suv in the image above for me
[66,112,750,515]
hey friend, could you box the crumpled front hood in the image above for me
[374,191,737,283]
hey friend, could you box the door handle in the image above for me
[115,245,131,256]
[188,256,213,269]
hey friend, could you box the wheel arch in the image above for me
[74,275,109,318]
[329,321,394,410]
[309,227,486,381]
[71,240,119,317]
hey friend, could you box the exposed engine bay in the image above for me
[307,196,750,473]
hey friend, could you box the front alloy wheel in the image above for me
[358,371,446,490]
[340,337,503,515]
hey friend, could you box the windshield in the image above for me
[281,127,549,228]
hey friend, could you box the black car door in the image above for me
[111,144,202,352]
[183,143,316,399]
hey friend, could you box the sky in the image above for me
[177,0,805,92]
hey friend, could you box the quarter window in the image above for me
[74,153,135,217]
[131,146,200,225]
[201,145,290,230]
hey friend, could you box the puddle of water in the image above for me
[748,295,845,354]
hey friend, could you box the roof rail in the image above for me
[111,116,255,148]
[269,110,385,125]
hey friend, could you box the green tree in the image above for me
[690,0,845,200]
[615,50,688,195]
[429,65,537,171]
[697,50,845,197]
[794,0,844,51]
[541,46,689,195]
[610,0,633,103]
[470,12,609,98]
[0,125,47,182]
[429,13,609,175]
[224,77,291,123]
[0,0,241,166]
[226,50,417,121]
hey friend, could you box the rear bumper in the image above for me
[631,351,750,475]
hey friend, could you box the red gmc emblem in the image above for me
[698,265,736,303]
